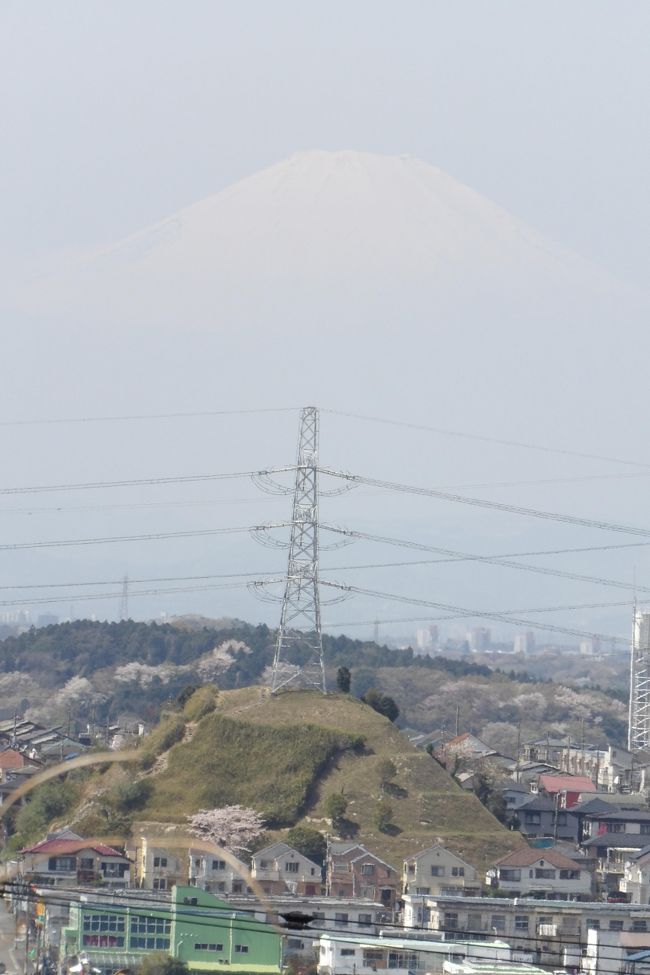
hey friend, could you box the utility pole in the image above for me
[271,407,325,693]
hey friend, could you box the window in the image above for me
[341,950,356,957]
[491,915,506,934]
[431,866,445,877]
[183,897,198,906]
[194,943,224,952]
[415,887,430,895]
[130,915,171,950]
[444,913,458,931]
[79,858,94,869]
[609,921,624,931]
[212,859,226,870]
[234,945,249,954]
[361,863,375,876]
[515,916,529,932]
[358,914,372,926]
[364,950,384,966]
[559,869,580,880]
[467,914,482,932]
[334,913,349,927]
[641,824,650,835]
[259,859,270,868]
[586,920,600,930]
[609,823,625,833]
[288,939,304,950]
[153,879,167,890]
[451,866,465,877]
[285,861,299,873]
[388,953,417,970]
[153,856,168,868]
[232,881,243,894]
[407,863,415,875]
[48,856,76,872]
[82,914,125,946]
[633,920,648,933]
[535,868,556,879]
[500,869,521,882]
[524,812,541,826]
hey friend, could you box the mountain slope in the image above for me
[30,149,618,326]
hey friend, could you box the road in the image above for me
[0,898,21,975]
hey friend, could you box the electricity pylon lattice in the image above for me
[629,608,650,750]
[271,406,326,693]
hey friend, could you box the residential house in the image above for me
[0,748,28,771]
[21,830,131,887]
[251,842,321,895]
[581,809,650,892]
[488,847,592,900]
[188,848,252,896]
[621,846,650,904]
[402,845,480,925]
[535,773,598,809]
[59,884,282,975]
[327,843,399,909]
[134,838,187,891]
[511,795,579,841]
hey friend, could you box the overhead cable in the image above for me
[320,525,650,594]
[320,468,650,537]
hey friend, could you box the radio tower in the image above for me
[271,406,326,694]
[628,607,650,750]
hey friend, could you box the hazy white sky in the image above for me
[0,3,648,641]
[1,1,648,284]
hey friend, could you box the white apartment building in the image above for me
[188,848,252,895]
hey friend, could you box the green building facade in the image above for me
[60,884,282,975]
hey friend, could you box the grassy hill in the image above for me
[127,686,523,870]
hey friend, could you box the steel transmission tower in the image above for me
[119,574,129,621]
[271,406,326,693]
[628,607,650,750]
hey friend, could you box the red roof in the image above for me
[538,774,597,794]
[21,838,127,858]
[0,749,26,770]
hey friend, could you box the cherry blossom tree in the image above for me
[187,804,265,853]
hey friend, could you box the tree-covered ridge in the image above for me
[0,618,628,750]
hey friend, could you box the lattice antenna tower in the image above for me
[628,605,650,750]
[119,574,129,621]
[271,406,326,693]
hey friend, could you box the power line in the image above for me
[322,408,650,470]
[0,522,289,553]
[321,468,650,537]
[0,467,295,497]
[0,407,299,427]
[321,581,629,645]
[320,525,650,595]
[323,597,633,632]
[1,538,649,595]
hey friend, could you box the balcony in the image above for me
[537,923,558,937]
